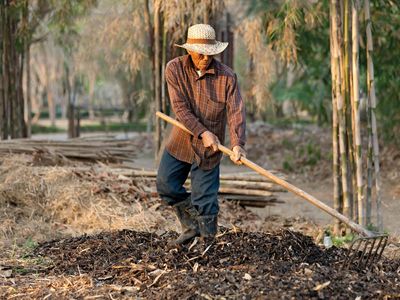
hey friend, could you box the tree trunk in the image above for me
[88,72,95,120]
[0,2,6,139]
[1,1,26,140]
[154,0,162,161]
[25,31,31,137]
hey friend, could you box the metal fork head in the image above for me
[342,235,388,270]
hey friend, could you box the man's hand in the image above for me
[200,131,220,152]
[230,146,246,165]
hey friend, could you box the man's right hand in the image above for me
[200,131,220,152]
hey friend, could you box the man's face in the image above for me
[188,50,214,72]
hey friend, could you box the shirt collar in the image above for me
[183,54,216,79]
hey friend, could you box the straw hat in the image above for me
[175,24,228,56]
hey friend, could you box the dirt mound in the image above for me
[31,229,400,299]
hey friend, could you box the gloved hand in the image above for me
[200,131,220,152]
[230,145,246,165]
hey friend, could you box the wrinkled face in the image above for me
[187,50,214,72]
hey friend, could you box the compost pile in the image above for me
[30,229,400,299]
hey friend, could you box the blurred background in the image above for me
[1,0,398,143]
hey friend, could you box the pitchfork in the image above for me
[156,112,388,269]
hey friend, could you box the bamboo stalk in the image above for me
[126,169,286,182]
[219,180,285,192]
[364,0,382,231]
[69,167,286,192]
[332,0,352,220]
[344,0,357,221]
[215,187,273,197]
[225,201,270,208]
[366,125,373,225]
[352,0,364,226]
[330,2,342,234]
[219,194,279,202]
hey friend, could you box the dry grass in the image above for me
[0,274,139,299]
[0,154,174,253]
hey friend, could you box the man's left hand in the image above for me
[230,146,246,165]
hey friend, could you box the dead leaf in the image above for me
[313,281,331,291]
[304,268,313,276]
[193,262,199,273]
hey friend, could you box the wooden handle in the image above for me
[156,111,374,237]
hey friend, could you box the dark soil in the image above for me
[33,229,400,299]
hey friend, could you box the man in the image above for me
[156,24,246,248]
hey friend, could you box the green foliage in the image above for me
[31,124,64,134]
[281,138,322,170]
[331,233,355,247]
[282,155,294,172]
[248,0,399,141]
[22,237,38,251]
[80,122,147,133]
[366,223,389,234]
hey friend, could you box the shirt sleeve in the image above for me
[226,74,246,148]
[165,62,208,138]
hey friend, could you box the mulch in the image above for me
[32,229,400,299]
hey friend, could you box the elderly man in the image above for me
[156,24,246,248]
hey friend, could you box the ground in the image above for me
[0,123,399,299]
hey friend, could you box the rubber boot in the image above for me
[170,198,199,247]
[197,215,218,253]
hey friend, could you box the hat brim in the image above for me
[174,41,228,56]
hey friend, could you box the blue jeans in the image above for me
[156,150,220,216]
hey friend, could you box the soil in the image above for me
[0,123,400,299]
[7,229,399,299]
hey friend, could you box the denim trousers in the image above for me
[156,150,220,216]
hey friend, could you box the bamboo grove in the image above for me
[330,0,382,232]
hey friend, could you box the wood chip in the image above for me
[313,281,331,291]
[243,273,252,280]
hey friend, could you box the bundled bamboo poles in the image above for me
[330,0,382,231]
[0,138,137,163]
[80,168,287,208]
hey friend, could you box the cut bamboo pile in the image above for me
[74,167,287,208]
[0,138,137,163]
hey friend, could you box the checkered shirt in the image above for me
[164,55,246,170]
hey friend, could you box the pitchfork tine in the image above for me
[343,234,388,269]
[376,236,388,262]
[343,238,361,269]
[362,238,377,268]
[358,239,371,268]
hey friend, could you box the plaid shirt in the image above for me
[165,55,246,170]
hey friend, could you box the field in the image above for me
[0,125,399,299]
